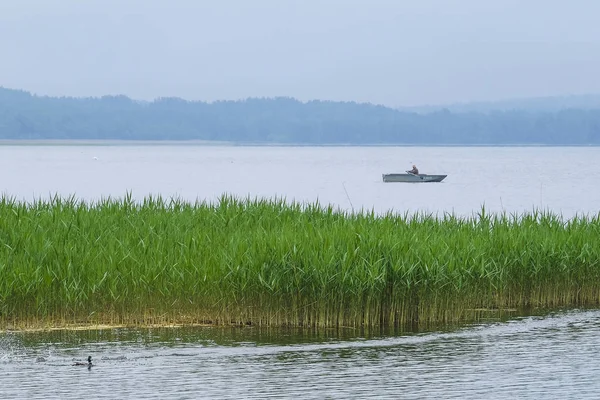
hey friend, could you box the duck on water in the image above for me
[73,356,93,368]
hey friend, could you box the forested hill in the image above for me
[1,87,599,144]
[399,94,600,114]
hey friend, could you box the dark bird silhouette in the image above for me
[73,356,93,368]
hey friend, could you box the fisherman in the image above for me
[408,164,419,175]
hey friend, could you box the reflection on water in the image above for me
[2,309,600,399]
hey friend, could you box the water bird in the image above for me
[73,356,93,367]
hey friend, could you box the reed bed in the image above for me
[1,194,599,330]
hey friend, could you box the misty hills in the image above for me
[399,94,600,114]
[1,87,599,144]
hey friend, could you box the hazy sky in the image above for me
[1,0,599,106]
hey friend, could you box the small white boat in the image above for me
[382,173,447,183]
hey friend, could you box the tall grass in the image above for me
[1,194,599,329]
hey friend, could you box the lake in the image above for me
[1,144,600,399]
[1,144,599,218]
[2,310,600,399]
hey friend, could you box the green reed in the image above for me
[1,194,599,329]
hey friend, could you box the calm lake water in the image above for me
[2,310,600,399]
[1,144,599,218]
[1,144,600,399]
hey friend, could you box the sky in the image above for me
[1,0,600,107]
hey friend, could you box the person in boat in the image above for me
[408,165,419,175]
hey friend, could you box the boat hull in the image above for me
[382,173,447,183]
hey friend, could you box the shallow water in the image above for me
[2,309,600,399]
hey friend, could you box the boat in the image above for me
[382,173,447,183]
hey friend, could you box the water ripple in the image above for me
[2,309,600,399]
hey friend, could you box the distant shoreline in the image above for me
[0,139,230,146]
[0,139,598,147]
[2,87,598,145]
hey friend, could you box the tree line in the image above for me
[1,87,599,144]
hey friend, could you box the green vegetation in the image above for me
[1,86,599,144]
[1,194,599,330]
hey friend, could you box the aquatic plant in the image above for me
[0,194,599,329]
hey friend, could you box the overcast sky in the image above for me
[1,0,599,106]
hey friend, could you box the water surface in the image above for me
[1,144,599,218]
[2,309,599,399]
